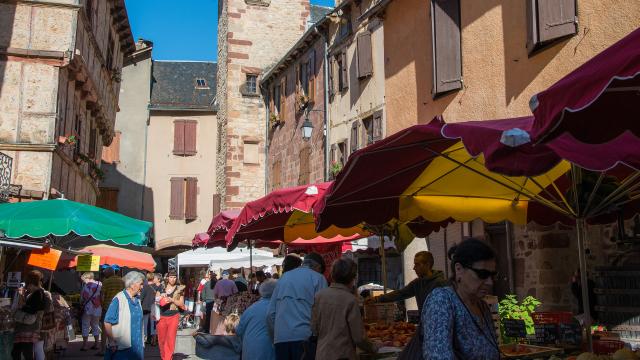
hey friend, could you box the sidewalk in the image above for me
[59,329,201,359]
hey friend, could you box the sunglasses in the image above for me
[465,266,498,280]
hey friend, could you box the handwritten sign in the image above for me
[27,248,62,270]
[6,271,21,288]
[559,323,582,345]
[503,319,527,338]
[534,323,559,344]
[76,255,101,272]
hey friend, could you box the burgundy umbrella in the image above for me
[205,209,241,248]
[529,27,640,147]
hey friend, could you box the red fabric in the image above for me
[255,234,361,249]
[191,232,210,248]
[529,28,640,144]
[205,210,241,248]
[225,183,336,249]
[157,313,179,360]
[62,244,155,272]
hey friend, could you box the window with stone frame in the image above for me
[245,74,258,94]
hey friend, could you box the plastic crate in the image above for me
[593,340,625,355]
[532,312,574,324]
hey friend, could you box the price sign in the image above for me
[76,255,101,272]
[534,323,559,344]
[27,248,62,271]
[559,323,582,345]
[503,319,527,338]
[6,271,21,288]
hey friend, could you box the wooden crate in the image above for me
[364,303,397,324]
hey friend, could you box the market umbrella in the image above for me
[203,209,242,248]
[225,182,371,250]
[192,232,211,248]
[0,198,152,247]
[60,244,156,272]
[529,27,640,146]
[315,116,640,349]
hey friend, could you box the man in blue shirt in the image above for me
[267,252,327,360]
[236,279,278,360]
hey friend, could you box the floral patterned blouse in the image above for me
[422,287,499,360]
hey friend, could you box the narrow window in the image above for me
[362,116,374,146]
[195,78,208,88]
[356,32,373,79]
[245,74,258,94]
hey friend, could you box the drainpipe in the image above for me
[315,26,331,181]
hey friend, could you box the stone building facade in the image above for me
[260,15,329,191]
[0,0,134,204]
[215,0,325,209]
[326,0,385,179]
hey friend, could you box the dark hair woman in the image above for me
[421,238,500,360]
[13,269,46,360]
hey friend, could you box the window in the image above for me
[88,128,98,160]
[106,31,114,71]
[329,57,335,98]
[245,74,258,94]
[195,78,208,88]
[170,177,198,220]
[173,120,197,156]
[74,115,82,156]
[272,160,282,191]
[85,0,93,27]
[331,140,348,178]
[280,77,287,121]
[350,121,360,155]
[526,0,577,54]
[102,131,121,163]
[338,8,352,39]
[337,51,349,91]
[362,116,374,146]
[357,32,373,79]
[373,110,383,142]
[299,62,308,96]
[274,84,281,113]
[431,0,462,96]
[307,51,316,103]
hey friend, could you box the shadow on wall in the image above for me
[98,163,156,248]
[0,3,16,143]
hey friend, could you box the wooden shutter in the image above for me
[431,0,462,96]
[295,64,301,109]
[373,110,383,141]
[280,77,287,122]
[269,86,275,115]
[185,177,198,220]
[350,121,359,154]
[340,50,349,91]
[308,51,316,103]
[169,177,185,220]
[173,120,185,155]
[328,57,335,98]
[184,120,197,156]
[212,194,221,217]
[357,32,373,79]
[272,160,281,191]
[527,0,577,53]
[88,128,97,159]
[298,146,311,185]
[330,144,337,163]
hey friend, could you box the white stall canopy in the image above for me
[176,247,281,269]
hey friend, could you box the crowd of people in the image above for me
[8,238,502,359]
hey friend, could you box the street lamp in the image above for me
[301,113,314,141]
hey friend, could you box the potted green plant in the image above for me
[498,295,541,343]
[330,161,343,178]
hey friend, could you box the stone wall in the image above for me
[264,38,326,190]
[216,0,311,209]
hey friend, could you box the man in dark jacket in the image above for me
[140,272,158,345]
[367,251,445,360]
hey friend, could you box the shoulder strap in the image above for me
[82,284,99,308]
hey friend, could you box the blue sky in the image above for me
[125,0,335,62]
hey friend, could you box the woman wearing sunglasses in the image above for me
[421,238,500,360]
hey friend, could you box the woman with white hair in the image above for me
[236,279,277,360]
[103,271,145,360]
[79,272,102,351]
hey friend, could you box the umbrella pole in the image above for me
[576,218,593,351]
[249,240,253,272]
[380,231,388,294]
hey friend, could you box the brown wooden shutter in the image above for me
[308,51,316,103]
[328,57,335,98]
[185,177,198,220]
[340,50,349,90]
[184,120,197,156]
[373,110,383,141]
[527,0,577,53]
[357,32,373,79]
[350,121,359,154]
[212,194,221,217]
[295,64,301,109]
[280,77,287,122]
[272,160,282,191]
[169,177,185,220]
[431,0,462,96]
[269,86,275,115]
[173,120,185,155]
[298,146,311,185]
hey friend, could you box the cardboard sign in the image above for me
[27,247,62,270]
[6,271,21,288]
[76,255,101,272]
[503,319,527,338]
